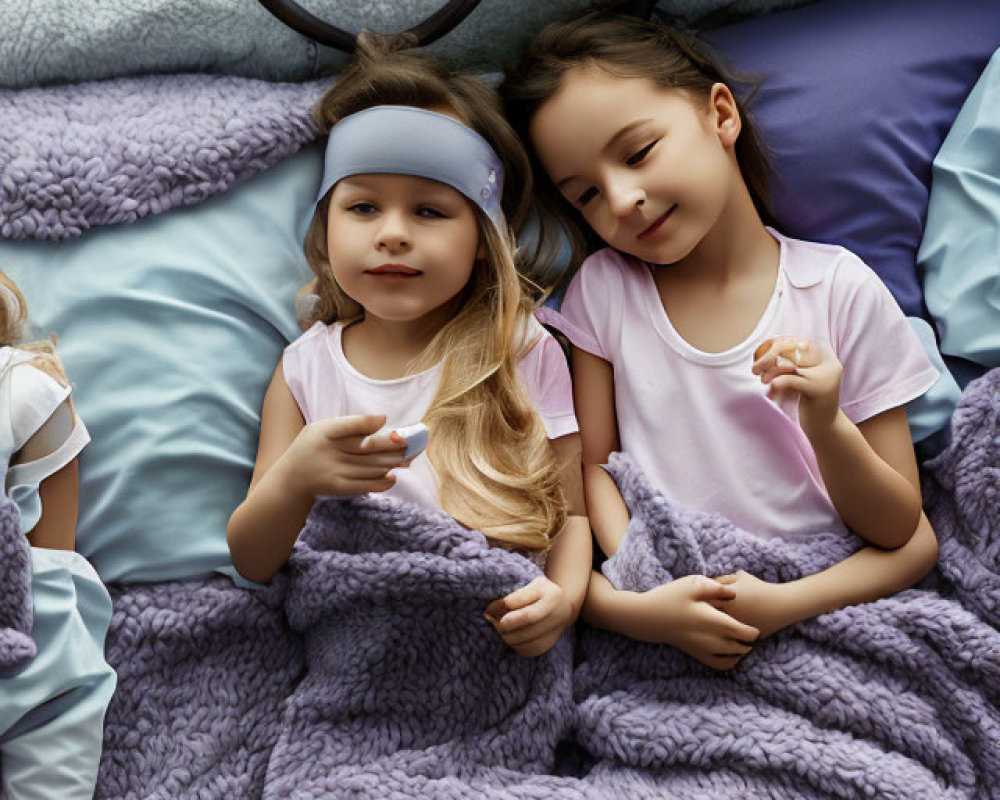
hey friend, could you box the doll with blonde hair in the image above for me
[227,34,591,657]
[0,269,115,800]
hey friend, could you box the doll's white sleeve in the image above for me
[6,365,90,533]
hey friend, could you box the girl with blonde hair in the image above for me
[227,35,590,657]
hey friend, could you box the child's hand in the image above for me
[639,575,760,671]
[752,336,843,433]
[278,413,410,499]
[710,571,798,639]
[485,576,574,658]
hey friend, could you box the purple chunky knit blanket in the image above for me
[576,367,1000,799]
[0,74,325,241]
[0,496,34,669]
[263,494,580,799]
[97,370,1000,799]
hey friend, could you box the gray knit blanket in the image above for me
[96,369,1000,798]
[575,367,1000,799]
[0,496,34,669]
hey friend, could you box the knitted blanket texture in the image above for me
[96,370,1000,798]
[264,494,581,799]
[0,496,34,669]
[578,367,1000,799]
[97,575,304,800]
[0,74,325,241]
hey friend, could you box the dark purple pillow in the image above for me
[703,0,1000,317]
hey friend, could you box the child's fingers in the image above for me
[769,373,812,396]
[753,337,816,374]
[498,615,563,646]
[495,594,556,633]
[484,598,508,621]
[501,577,546,612]
[337,464,398,481]
[340,451,410,469]
[509,631,561,658]
[721,614,760,644]
[711,639,754,658]
[704,652,746,671]
[690,576,737,602]
[701,601,758,641]
[320,414,387,444]
[353,432,409,456]
[758,357,800,386]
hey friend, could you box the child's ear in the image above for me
[710,82,742,148]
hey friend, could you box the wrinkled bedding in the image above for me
[0,75,324,240]
[576,370,1000,799]
[95,370,1000,799]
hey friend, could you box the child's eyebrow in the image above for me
[555,118,654,190]
[603,118,653,153]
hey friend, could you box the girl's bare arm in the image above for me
[572,347,630,557]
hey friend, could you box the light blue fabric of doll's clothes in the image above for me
[0,354,116,799]
[919,48,1000,370]
[0,548,115,800]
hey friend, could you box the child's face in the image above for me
[326,174,480,324]
[529,66,740,265]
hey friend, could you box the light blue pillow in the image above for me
[919,48,1000,370]
[0,145,320,583]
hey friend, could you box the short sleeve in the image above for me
[4,365,90,534]
[833,257,939,424]
[281,321,324,421]
[516,328,579,440]
[535,250,622,360]
[9,363,71,453]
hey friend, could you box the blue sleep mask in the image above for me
[316,105,505,229]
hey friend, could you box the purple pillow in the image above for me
[703,0,1000,317]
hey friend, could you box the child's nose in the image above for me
[375,210,411,250]
[605,177,645,219]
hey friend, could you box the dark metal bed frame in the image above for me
[258,0,656,52]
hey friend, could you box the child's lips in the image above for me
[364,264,422,277]
[637,206,676,240]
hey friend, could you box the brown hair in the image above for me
[501,13,775,280]
[0,271,68,386]
[302,33,566,552]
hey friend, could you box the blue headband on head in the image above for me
[316,105,505,229]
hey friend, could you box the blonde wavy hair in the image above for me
[0,270,68,386]
[302,34,566,552]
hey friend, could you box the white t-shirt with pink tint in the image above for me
[283,317,578,513]
[537,229,938,540]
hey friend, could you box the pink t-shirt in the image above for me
[283,317,578,512]
[537,229,938,540]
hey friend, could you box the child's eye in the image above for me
[416,206,447,219]
[626,140,659,166]
[347,202,377,215]
[576,187,598,207]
